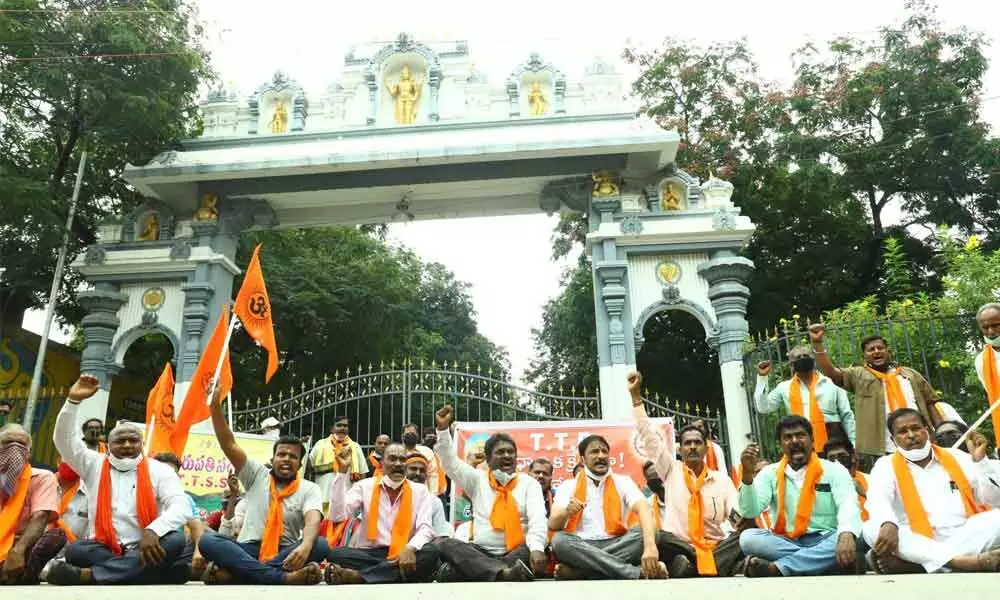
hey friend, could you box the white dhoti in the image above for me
[316,471,334,505]
[863,509,1000,572]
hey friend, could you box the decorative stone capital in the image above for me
[698,255,754,364]
[78,288,128,387]
[169,240,192,260]
[595,260,629,364]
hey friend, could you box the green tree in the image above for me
[0,0,212,333]
[881,236,916,300]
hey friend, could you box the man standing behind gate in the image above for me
[309,417,368,509]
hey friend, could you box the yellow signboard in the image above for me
[175,430,275,496]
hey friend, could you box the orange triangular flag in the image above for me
[145,362,176,456]
[171,305,234,456]
[233,243,279,383]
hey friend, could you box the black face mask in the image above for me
[646,478,665,498]
[402,432,419,446]
[935,431,961,449]
[792,356,815,373]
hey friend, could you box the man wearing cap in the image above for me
[309,417,368,508]
[260,418,281,441]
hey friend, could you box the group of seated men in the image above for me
[3,361,1000,586]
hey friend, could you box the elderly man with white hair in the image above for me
[46,375,190,585]
[0,423,64,584]
[975,303,1000,444]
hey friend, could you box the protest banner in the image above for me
[450,418,674,522]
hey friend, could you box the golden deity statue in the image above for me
[387,65,423,125]
[268,101,288,134]
[139,213,160,241]
[527,81,547,116]
[193,192,220,221]
[592,171,620,197]
[661,181,683,210]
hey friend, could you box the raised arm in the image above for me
[753,361,784,414]
[327,445,365,522]
[809,324,846,387]
[209,388,246,474]
[55,375,103,476]
[736,444,773,518]
[433,405,480,493]
[627,371,673,480]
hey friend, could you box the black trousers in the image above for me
[327,545,439,583]
[435,538,530,581]
[655,531,744,577]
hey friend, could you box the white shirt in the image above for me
[429,494,453,538]
[866,447,1000,537]
[55,402,189,545]
[63,487,89,541]
[553,472,645,541]
[328,473,435,550]
[435,428,547,553]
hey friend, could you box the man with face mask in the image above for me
[324,442,440,584]
[756,346,856,448]
[822,439,869,521]
[47,375,190,585]
[309,417,368,508]
[738,415,861,577]
[864,408,1000,573]
[810,324,942,457]
[974,303,1000,446]
[431,405,546,582]
[626,372,742,577]
[197,386,326,585]
[0,424,64,584]
[402,424,440,498]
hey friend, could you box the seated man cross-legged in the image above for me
[864,408,1000,574]
[738,415,861,577]
[0,424,64,585]
[197,389,327,585]
[48,375,190,585]
[325,442,440,584]
[549,434,666,580]
[433,404,547,582]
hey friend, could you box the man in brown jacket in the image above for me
[808,324,942,456]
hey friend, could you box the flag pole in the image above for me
[206,312,239,406]
[952,396,1000,450]
[226,391,233,429]
[144,415,156,455]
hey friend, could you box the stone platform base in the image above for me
[28,573,993,599]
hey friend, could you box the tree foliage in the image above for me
[0,0,212,332]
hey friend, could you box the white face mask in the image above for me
[898,440,932,462]
[492,470,514,486]
[109,454,142,472]
[985,335,1000,348]
[584,467,607,482]
[382,475,405,489]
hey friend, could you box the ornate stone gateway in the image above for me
[72,34,756,464]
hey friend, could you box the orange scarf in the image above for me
[0,466,33,562]
[259,476,301,561]
[368,452,383,478]
[488,471,526,551]
[54,481,81,542]
[866,367,908,412]
[94,458,157,555]
[981,346,1000,445]
[789,373,827,451]
[683,465,718,575]
[324,518,349,547]
[435,461,448,495]
[367,477,413,560]
[853,472,869,521]
[892,446,985,539]
[773,453,823,539]
[706,444,719,471]
[565,471,626,536]
[627,494,662,529]
[756,510,773,530]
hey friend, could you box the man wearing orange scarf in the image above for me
[403,453,453,538]
[366,434,391,479]
[432,405,547,582]
[47,375,190,586]
[821,439,869,522]
[974,303,1000,445]
[309,417,369,508]
[549,433,666,580]
[755,347,856,447]
[863,408,1000,574]
[737,415,861,577]
[0,424,63,585]
[197,392,326,585]
[625,372,743,578]
[810,324,942,456]
[325,442,439,584]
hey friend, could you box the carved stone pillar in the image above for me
[505,78,519,117]
[365,67,378,126]
[554,76,567,115]
[77,285,128,426]
[428,66,441,122]
[698,252,755,459]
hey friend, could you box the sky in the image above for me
[23,0,1000,383]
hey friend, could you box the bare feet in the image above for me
[553,563,584,580]
[324,563,363,585]
[497,559,534,582]
[285,562,322,585]
[872,552,924,575]
[639,561,668,579]
[46,563,93,586]
[744,556,781,577]
[202,562,235,585]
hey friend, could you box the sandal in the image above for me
[286,562,323,585]
[324,563,363,585]
[202,562,235,585]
